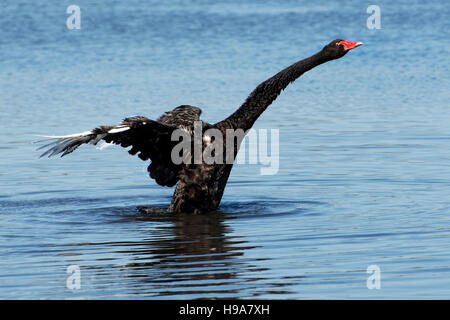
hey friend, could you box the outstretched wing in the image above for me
[38,116,181,186]
[37,105,204,187]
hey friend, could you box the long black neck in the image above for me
[216,49,331,131]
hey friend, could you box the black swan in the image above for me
[38,39,362,214]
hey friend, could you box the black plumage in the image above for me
[38,39,361,214]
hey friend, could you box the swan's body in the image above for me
[39,39,362,214]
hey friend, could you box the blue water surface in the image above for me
[0,0,449,299]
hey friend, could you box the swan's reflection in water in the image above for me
[62,202,306,298]
[111,211,271,298]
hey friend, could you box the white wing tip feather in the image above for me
[36,130,94,139]
[107,126,130,134]
[36,125,129,139]
[36,124,130,158]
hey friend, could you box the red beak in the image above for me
[338,40,363,51]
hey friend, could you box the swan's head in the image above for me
[323,39,363,59]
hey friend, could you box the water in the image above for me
[1,0,450,299]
